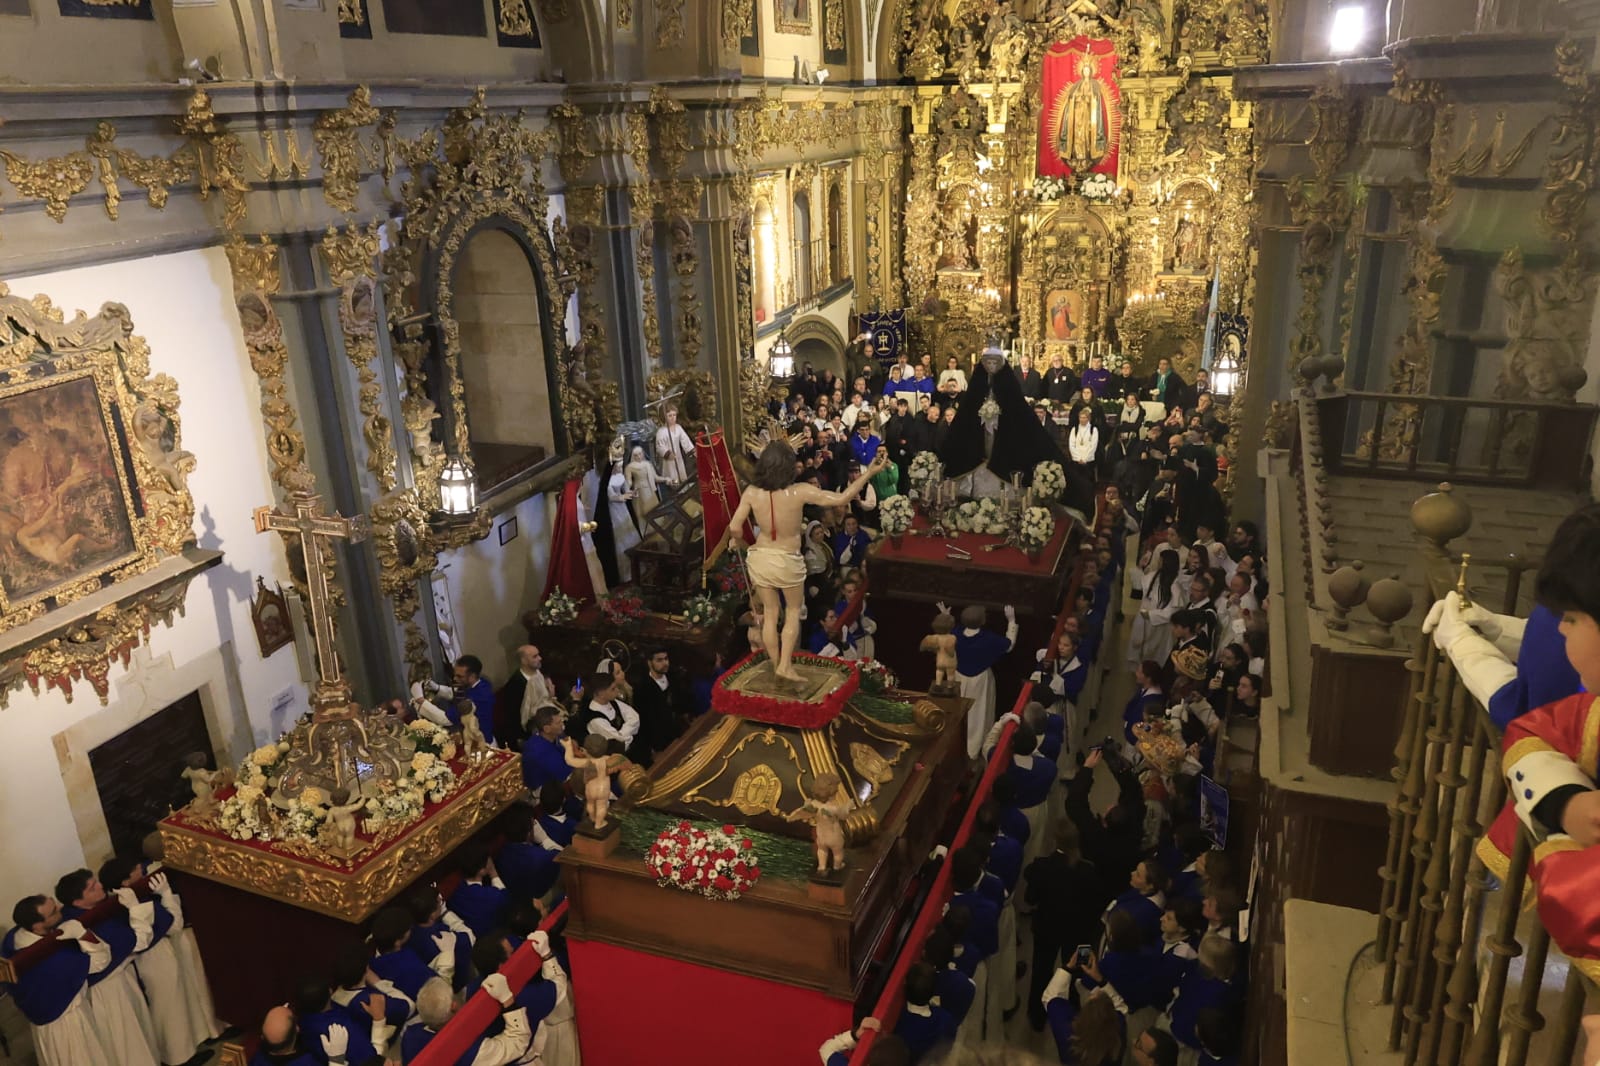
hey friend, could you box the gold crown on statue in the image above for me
[1134,722,1187,778]
[1171,645,1209,681]
[746,419,809,459]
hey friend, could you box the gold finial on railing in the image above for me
[1456,552,1472,608]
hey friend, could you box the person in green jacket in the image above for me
[868,443,901,503]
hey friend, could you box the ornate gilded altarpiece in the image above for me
[900,0,1261,382]
[0,287,206,707]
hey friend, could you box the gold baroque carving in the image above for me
[314,86,382,215]
[321,224,398,494]
[655,0,685,44]
[499,0,534,36]
[1493,246,1596,402]
[617,0,632,28]
[0,120,200,234]
[825,0,845,52]
[723,0,755,48]
[175,89,250,234]
[1541,36,1599,249]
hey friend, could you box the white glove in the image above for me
[147,873,171,897]
[1425,592,1473,652]
[528,930,552,956]
[113,887,140,910]
[929,844,949,861]
[410,681,425,701]
[1004,605,1016,622]
[432,930,457,957]
[1036,648,1048,662]
[320,1023,349,1060]
[936,601,949,616]
[429,681,452,697]
[481,973,514,1006]
[55,919,87,941]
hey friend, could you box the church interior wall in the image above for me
[340,1,549,81]
[758,0,825,80]
[0,245,305,910]
[432,492,554,682]
[0,4,178,86]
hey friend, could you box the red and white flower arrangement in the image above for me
[646,821,762,901]
[857,658,898,695]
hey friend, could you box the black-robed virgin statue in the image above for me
[937,347,1092,514]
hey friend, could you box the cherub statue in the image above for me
[182,752,222,817]
[787,772,852,877]
[460,705,489,762]
[404,397,441,467]
[919,607,959,695]
[563,734,625,831]
[326,787,365,853]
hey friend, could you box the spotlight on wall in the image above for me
[1329,4,1367,55]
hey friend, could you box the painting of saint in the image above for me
[1054,55,1113,169]
[1046,289,1084,342]
[775,0,810,31]
[0,374,138,607]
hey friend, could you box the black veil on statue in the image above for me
[938,358,1092,512]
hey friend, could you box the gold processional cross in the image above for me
[253,491,413,803]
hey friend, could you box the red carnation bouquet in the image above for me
[645,821,762,901]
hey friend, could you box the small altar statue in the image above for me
[326,787,365,855]
[789,772,852,879]
[625,444,662,516]
[460,709,489,763]
[563,734,625,832]
[182,753,223,816]
[919,609,960,695]
[743,601,767,654]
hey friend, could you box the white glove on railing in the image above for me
[482,973,514,1007]
[1424,592,1518,708]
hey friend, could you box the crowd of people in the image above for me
[815,349,1262,1066]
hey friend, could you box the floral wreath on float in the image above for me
[646,821,762,901]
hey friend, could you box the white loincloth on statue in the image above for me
[90,960,159,1066]
[134,938,208,1064]
[29,988,111,1066]
[958,668,997,760]
[746,545,807,590]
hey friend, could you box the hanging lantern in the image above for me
[439,455,478,515]
[768,332,795,380]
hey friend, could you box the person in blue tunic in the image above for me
[1103,858,1168,947]
[448,843,511,940]
[496,805,562,907]
[951,601,1019,758]
[251,1004,335,1066]
[412,655,497,745]
[892,963,957,1062]
[2,894,113,1066]
[329,942,413,1030]
[1420,598,1584,728]
[534,782,581,849]
[520,707,572,792]
[948,848,1001,960]
[55,867,159,1066]
[405,887,474,992]
[1164,935,1242,1054]
[367,907,443,1001]
[398,973,533,1065]
[920,928,976,1024]
[1007,724,1058,812]
[292,973,390,1065]
[817,1020,911,1066]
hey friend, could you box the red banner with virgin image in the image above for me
[1036,36,1123,180]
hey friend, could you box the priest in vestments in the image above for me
[2,898,114,1066]
[954,603,1020,758]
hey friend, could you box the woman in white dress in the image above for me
[607,461,640,582]
[1127,548,1182,666]
[939,355,968,392]
[625,445,661,518]
[1067,405,1099,478]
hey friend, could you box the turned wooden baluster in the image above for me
[1427,672,1484,1062]
[1501,904,1553,1065]
[1392,657,1456,1053]
[1547,966,1587,1066]
[1379,632,1437,1001]
[1438,715,1504,1063]
[1466,825,1531,1065]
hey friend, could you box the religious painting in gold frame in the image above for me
[1044,288,1085,344]
[0,286,196,634]
[774,0,811,34]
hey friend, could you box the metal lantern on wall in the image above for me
[769,331,795,380]
[439,455,478,515]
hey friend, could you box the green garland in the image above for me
[849,693,917,725]
[617,808,820,884]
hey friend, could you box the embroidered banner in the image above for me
[1036,36,1122,180]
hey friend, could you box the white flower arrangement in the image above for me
[281,795,327,841]
[880,494,916,536]
[216,785,273,842]
[1032,461,1066,501]
[1019,506,1055,551]
[1080,173,1118,201]
[684,595,721,628]
[907,451,942,484]
[978,397,1001,425]
[1032,176,1070,201]
[953,497,1009,535]
[537,586,581,625]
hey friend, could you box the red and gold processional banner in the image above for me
[1036,36,1123,180]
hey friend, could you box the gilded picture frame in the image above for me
[774,0,811,35]
[0,286,196,634]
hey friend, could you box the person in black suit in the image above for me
[1107,360,1141,401]
[632,646,691,756]
[1017,355,1046,401]
[1147,358,1187,410]
[1044,352,1078,404]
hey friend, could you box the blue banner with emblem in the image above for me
[857,309,907,368]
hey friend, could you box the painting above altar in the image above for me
[1038,37,1123,180]
[1045,288,1085,344]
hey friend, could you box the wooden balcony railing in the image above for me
[1376,496,1590,1065]
[1316,392,1598,492]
